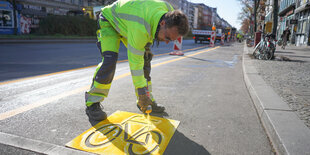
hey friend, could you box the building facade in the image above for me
[0,0,109,34]
[264,0,309,46]
[1,0,232,35]
[177,0,195,30]
[187,2,195,30]
[294,0,310,46]
[279,0,296,43]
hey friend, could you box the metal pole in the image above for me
[10,0,18,35]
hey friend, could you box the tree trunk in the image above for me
[273,0,278,35]
[254,0,257,32]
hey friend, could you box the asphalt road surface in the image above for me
[0,41,274,154]
[0,40,204,82]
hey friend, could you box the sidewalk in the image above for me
[256,45,310,128]
[243,44,310,155]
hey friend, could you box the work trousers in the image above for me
[85,17,154,106]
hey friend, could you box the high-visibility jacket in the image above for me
[101,0,173,89]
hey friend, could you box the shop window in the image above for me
[0,10,13,28]
[297,20,302,33]
[302,20,307,33]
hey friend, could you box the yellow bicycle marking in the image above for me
[66,111,180,155]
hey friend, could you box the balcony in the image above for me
[296,0,310,7]
[279,1,295,16]
[295,0,310,13]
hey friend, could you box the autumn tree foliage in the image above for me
[238,0,254,34]
[238,0,261,34]
[240,18,250,34]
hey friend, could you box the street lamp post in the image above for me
[10,0,18,35]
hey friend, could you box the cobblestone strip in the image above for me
[249,47,310,129]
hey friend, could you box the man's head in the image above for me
[157,10,189,44]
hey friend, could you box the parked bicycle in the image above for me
[253,33,276,60]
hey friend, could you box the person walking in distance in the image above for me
[85,0,189,121]
[281,27,291,49]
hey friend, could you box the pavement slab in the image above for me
[243,43,310,155]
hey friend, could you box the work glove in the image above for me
[137,94,153,113]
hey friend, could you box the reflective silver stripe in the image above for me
[148,84,152,92]
[165,2,172,12]
[128,44,144,56]
[87,95,104,103]
[118,13,151,35]
[111,4,121,33]
[89,88,109,95]
[131,69,144,76]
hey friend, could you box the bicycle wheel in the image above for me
[265,52,272,60]
[261,48,270,60]
[253,43,261,58]
[127,131,162,155]
[267,49,274,60]
[85,124,122,148]
[258,53,264,60]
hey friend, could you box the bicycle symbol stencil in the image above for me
[66,111,180,155]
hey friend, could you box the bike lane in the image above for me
[0,43,273,154]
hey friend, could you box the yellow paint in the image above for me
[147,113,151,132]
[66,111,180,155]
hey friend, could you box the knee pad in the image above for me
[95,51,118,84]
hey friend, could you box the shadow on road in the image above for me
[150,111,169,117]
[164,130,210,155]
[88,111,170,126]
[88,118,102,126]
[275,51,295,54]
[87,111,209,155]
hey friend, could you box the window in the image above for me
[302,20,307,33]
[0,10,13,28]
[297,20,302,33]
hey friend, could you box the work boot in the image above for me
[137,101,165,113]
[86,102,107,121]
[151,101,165,113]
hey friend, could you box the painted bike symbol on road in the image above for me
[84,115,163,154]
[66,111,180,155]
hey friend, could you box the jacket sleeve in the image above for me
[127,27,149,93]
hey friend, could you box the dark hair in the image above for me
[163,10,189,36]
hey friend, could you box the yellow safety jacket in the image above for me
[101,0,173,89]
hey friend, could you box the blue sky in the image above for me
[189,0,241,29]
